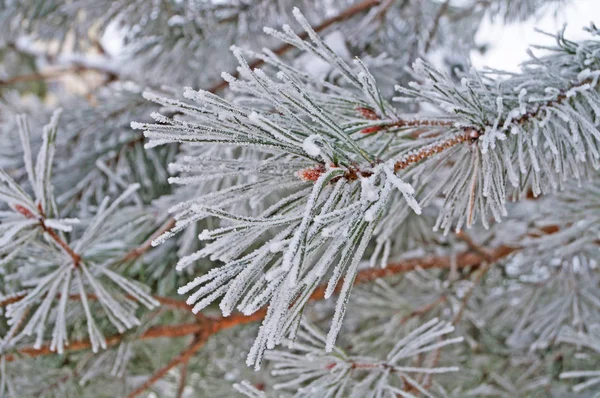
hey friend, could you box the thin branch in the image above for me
[422,233,495,390]
[399,296,447,325]
[393,77,598,172]
[4,322,205,361]
[0,68,77,86]
[456,231,495,262]
[39,219,82,266]
[117,218,176,264]
[357,112,455,135]
[424,0,450,53]
[8,226,563,363]
[127,328,212,398]
[212,308,268,334]
[393,129,477,172]
[207,0,382,93]
[312,242,517,300]
[176,361,188,398]
[15,204,83,266]
[32,370,77,396]
[5,244,501,361]
[0,292,190,311]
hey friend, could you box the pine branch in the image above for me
[0,67,76,86]
[38,217,82,267]
[207,0,383,93]
[421,233,495,390]
[117,218,176,265]
[4,322,206,362]
[127,328,212,398]
[399,296,447,325]
[13,202,82,267]
[32,370,78,397]
[136,14,600,376]
[392,72,598,173]
[4,223,563,394]
[266,318,463,395]
[6,236,523,361]
[0,293,190,311]
[424,0,450,52]
[176,361,188,398]
[317,240,515,299]
[1,217,181,305]
[3,2,595,395]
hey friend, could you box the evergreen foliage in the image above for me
[0,0,598,397]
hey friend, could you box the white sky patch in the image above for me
[472,0,600,71]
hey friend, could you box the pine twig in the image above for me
[15,204,82,266]
[117,218,176,264]
[0,67,78,86]
[5,243,507,362]
[4,322,205,362]
[39,219,82,266]
[421,232,495,390]
[176,361,189,398]
[456,231,495,263]
[207,0,382,93]
[32,371,78,396]
[399,296,447,325]
[389,76,598,173]
[0,217,190,343]
[9,225,563,363]
[126,328,213,398]
[0,291,191,311]
[424,0,451,53]
[393,129,477,171]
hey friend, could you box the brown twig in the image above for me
[4,322,204,362]
[424,0,451,53]
[0,291,190,311]
[7,224,564,377]
[312,242,517,301]
[456,231,494,263]
[5,243,507,361]
[117,218,176,264]
[14,204,83,266]
[358,116,455,135]
[176,361,189,398]
[7,223,562,362]
[39,219,82,266]
[127,328,213,398]
[399,296,447,325]
[207,0,382,93]
[0,68,78,86]
[421,233,495,390]
[393,129,476,171]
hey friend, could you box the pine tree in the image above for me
[0,0,599,396]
